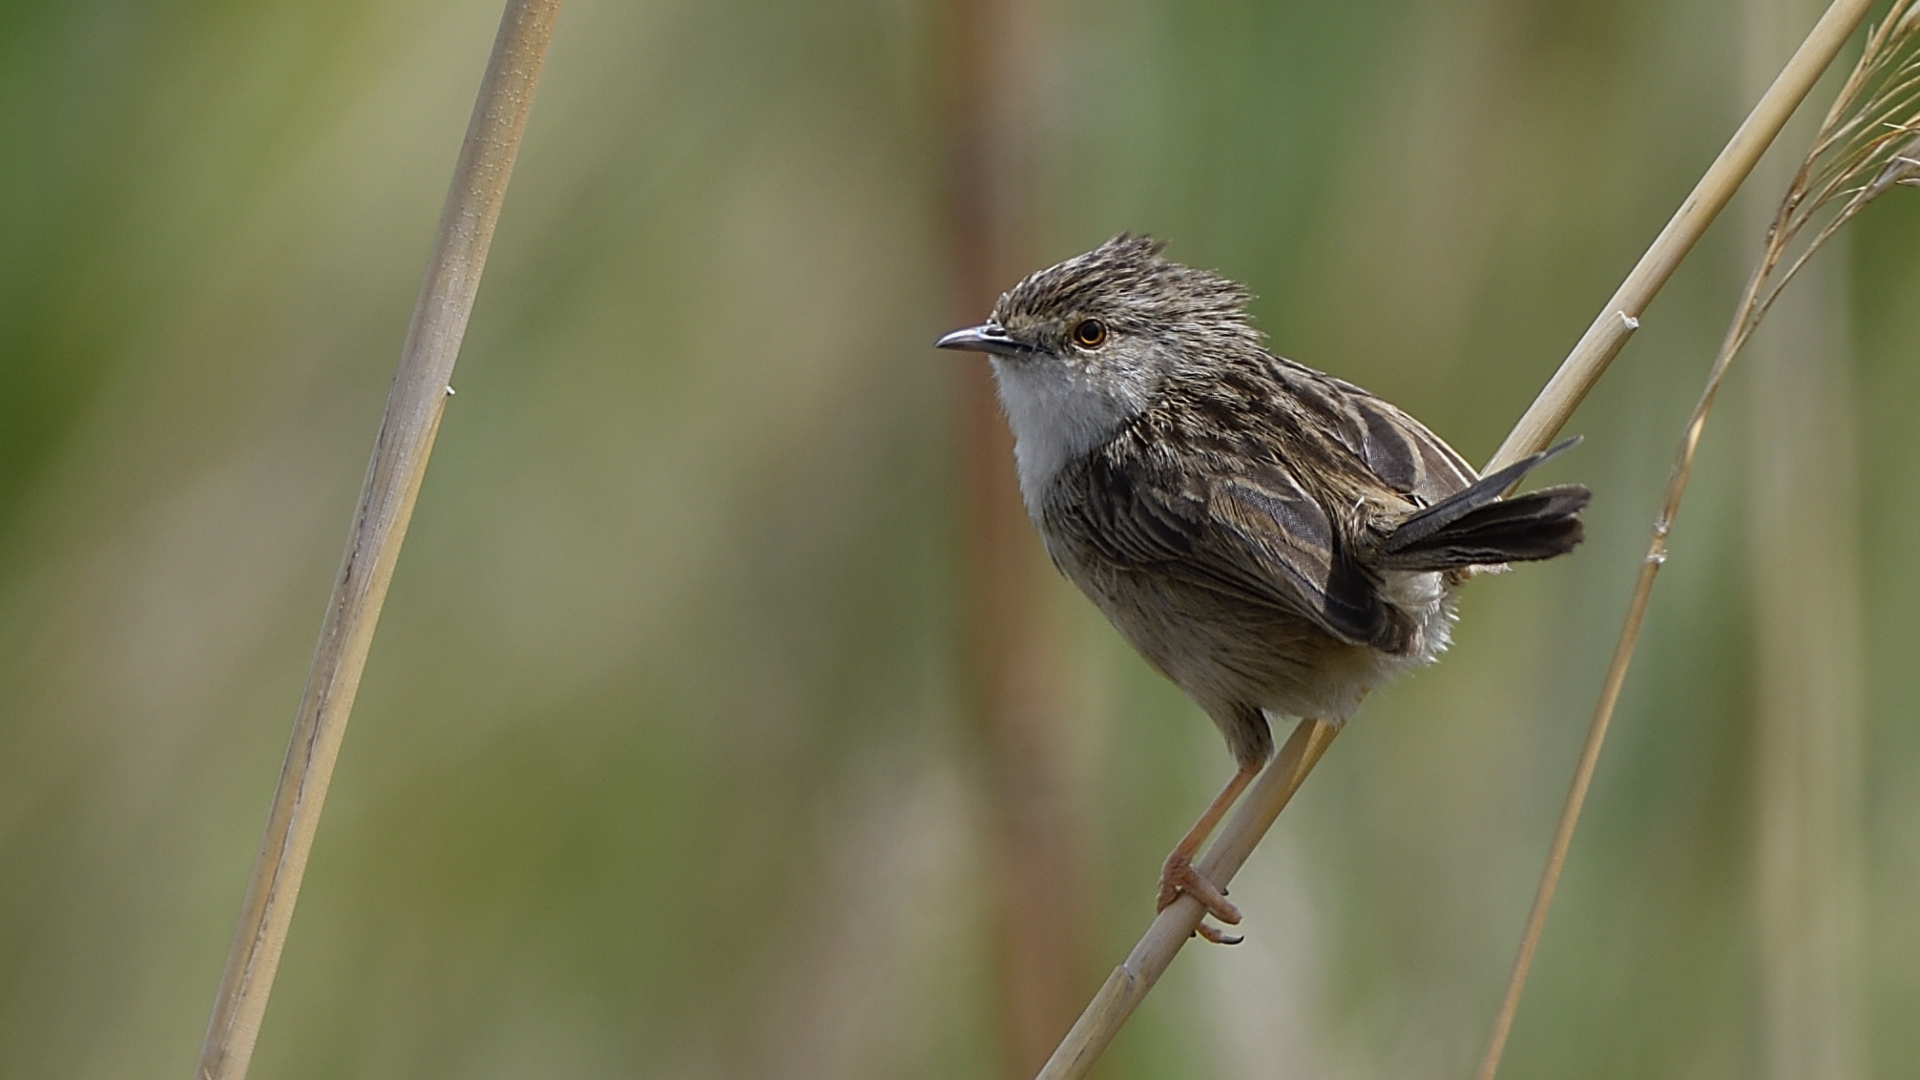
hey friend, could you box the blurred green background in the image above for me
[2,0,1917,1077]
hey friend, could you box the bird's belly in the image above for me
[1068,561,1456,725]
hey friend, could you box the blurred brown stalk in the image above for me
[942,0,1090,1076]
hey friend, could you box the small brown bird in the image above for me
[938,235,1588,943]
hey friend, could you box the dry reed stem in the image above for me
[1485,0,1879,474]
[193,4,563,1078]
[1033,2,1878,1078]
[1477,2,1919,1077]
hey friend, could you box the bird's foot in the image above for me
[1158,851,1243,945]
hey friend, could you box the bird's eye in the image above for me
[1072,318,1107,347]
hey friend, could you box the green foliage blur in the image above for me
[2,0,1917,1077]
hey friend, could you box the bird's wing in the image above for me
[1052,449,1383,646]
[1300,369,1479,506]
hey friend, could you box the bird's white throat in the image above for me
[989,356,1149,518]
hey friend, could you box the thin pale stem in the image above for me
[1475,246,1770,1080]
[1476,0,1918,1073]
[192,4,562,1078]
[1473,538,1663,1080]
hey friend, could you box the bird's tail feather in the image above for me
[1374,438,1590,571]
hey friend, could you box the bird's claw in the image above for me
[1195,921,1243,946]
[1158,851,1244,944]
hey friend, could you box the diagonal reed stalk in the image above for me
[192,3,563,1078]
[1032,1,1881,1077]
[1478,5,1920,1078]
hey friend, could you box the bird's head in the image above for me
[936,235,1263,507]
[936,234,1260,386]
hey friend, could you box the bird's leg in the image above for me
[1157,758,1262,944]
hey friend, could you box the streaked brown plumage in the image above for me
[937,235,1588,940]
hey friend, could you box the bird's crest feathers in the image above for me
[991,234,1262,347]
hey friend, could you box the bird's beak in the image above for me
[935,322,1028,355]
